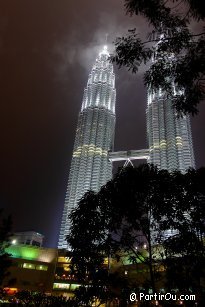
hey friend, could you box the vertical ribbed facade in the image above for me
[146,33,195,173]
[146,90,195,173]
[58,46,116,249]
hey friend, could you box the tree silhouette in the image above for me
[67,165,205,304]
[111,0,205,115]
[163,168,205,293]
[0,209,12,286]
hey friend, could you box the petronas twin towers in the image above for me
[58,46,116,248]
[58,45,195,249]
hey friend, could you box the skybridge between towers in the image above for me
[108,149,150,166]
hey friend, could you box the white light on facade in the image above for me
[146,38,195,173]
[58,46,116,249]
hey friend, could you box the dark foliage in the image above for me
[111,0,205,115]
[67,165,205,304]
[13,291,76,306]
[0,209,12,286]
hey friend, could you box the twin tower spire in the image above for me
[58,45,195,249]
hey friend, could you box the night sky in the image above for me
[1,1,204,248]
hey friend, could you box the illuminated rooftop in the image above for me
[6,244,57,263]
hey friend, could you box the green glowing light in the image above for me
[6,245,40,261]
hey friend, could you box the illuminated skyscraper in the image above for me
[58,46,116,249]
[146,67,195,172]
[146,32,195,173]
[147,90,195,173]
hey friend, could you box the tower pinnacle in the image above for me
[99,45,109,56]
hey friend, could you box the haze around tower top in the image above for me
[99,45,109,56]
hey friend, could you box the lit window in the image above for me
[36,265,48,271]
[23,263,35,270]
